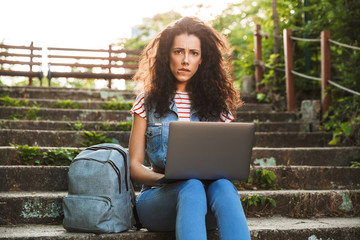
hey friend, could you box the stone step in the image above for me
[1,217,359,239]
[0,129,333,148]
[1,165,359,192]
[0,86,259,103]
[0,107,132,122]
[0,86,135,101]
[0,190,358,225]
[1,146,358,167]
[0,107,296,122]
[1,97,273,112]
[0,119,310,132]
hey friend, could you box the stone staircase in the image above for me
[0,86,359,239]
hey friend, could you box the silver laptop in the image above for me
[161,121,255,182]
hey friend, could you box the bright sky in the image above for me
[1,0,237,48]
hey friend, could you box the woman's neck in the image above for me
[176,82,187,92]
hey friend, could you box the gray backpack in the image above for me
[63,143,135,233]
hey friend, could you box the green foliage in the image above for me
[256,92,270,103]
[53,100,81,109]
[42,148,81,166]
[81,131,119,147]
[9,107,41,120]
[10,144,42,165]
[322,96,360,145]
[0,95,38,107]
[10,143,80,165]
[24,107,41,120]
[242,194,276,208]
[350,153,360,168]
[101,99,134,111]
[351,161,360,168]
[0,95,29,107]
[253,168,277,188]
[98,121,112,131]
[96,121,132,131]
[116,121,132,131]
[67,121,84,131]
[234,168,278,190]
[9,113,23,120]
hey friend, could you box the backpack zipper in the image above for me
[82,146,129,192]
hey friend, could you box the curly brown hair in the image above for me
[133,16,242,120]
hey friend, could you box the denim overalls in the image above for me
[135,97,251,240]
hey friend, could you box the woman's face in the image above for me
[169,33,202,91]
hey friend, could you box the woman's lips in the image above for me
[178,68,190,73]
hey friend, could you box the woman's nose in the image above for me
[182,53,189,65]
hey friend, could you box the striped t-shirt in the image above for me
[130,91,234,122]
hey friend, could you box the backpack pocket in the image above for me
[63,195,114,233]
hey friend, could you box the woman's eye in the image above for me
[174,50,182,54]
[192,52,199,56]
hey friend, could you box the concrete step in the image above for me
[0,129,333,148]
[252,147,360,166]
[0,86,135,101]
[0,129,130,148]
[0,107,296,122]
[1,97,272,112]
[0,119,310,132]
[0,107,131,122]
[0,86,259,103]
[0,190,358,225]
[1,217,359,239]
[2,146,358,166]
[1,165,359,192]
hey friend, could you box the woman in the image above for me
[129,17,251,240]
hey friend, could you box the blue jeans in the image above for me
[136,179,251,240]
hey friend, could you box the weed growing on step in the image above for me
[116,121,132,131]
[24,107,41,120]
[253,168,277,188]
[0,95,39,107]
[67,121,84,131]
[97,121,132,131]
[81,131,119,147]
[10,143,81,165]
[0,120,7,129]
[42,148,81,165]
[242,194,276,207]
[8,107,41,120]
[53,100,81,109]
[10,144,42,164]
[101,98,134,111]
[322,96,360,146]
[241,194,276,216]
[350,153,360,168]
[234,168,278,190]
[98,121,112,131]
[256,93,270,103]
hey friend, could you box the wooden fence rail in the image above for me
[0,42,142,88]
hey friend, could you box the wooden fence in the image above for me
[254,24,360,115]
[0,42,142,88]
